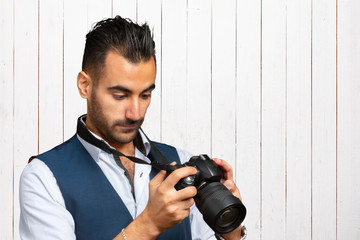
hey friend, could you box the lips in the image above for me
[121,125,137,131]
[113,118,144,133]
[116,122,141,133]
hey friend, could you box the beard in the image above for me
[88,91,144,145]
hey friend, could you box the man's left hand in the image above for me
[212,158,242,200]
[212,158,244,240]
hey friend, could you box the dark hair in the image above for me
[82,15,156,81]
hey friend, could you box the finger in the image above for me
[179,197,195,210]
[176,186,197,199]
[162,167,197,189]
[223,180,242,200]
[173,198,194,220]
[213,158,234,180]
[150,169,167,187]
[150,161,178,186]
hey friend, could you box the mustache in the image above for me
[113,118,144,126]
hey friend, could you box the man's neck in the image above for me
[115,141,135,157]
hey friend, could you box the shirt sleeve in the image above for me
[19,159,76,240]
[176,149,217,240]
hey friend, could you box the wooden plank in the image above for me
[63,0,87,139]
[0,0,14,238]
[38,0,64,153]
[87,0,112,27]
[211,0,236,166]
[161,0,187,147]
[113,0,137,20]
[286,0,312,239]
[261,0,287,238]
[312,0,337,239]
[236,0,261,238]
[137,0,162,141]
[185,0,212,155]
[337,0,360,238]
[13,0,39,239]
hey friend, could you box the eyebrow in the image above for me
[107,84,156,94]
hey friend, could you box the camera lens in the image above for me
[195,182,246,234]
[217,207,240,228]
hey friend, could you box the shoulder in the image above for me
[175,147,193,164]
[21,158,52,180]
[152,141,193,164]
[35,135,79,162]
[19,160,74,239]
[20,158,64,204]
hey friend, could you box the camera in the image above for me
[166,154,247,234]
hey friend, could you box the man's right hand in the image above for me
[114,164,197,240]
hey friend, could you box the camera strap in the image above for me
[76,115,174,172]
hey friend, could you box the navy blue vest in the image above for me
[35,135,192,240]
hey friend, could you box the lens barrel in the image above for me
[195,182,246,234]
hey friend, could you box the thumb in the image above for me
[150,161,177,187]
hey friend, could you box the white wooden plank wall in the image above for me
[312,0,337,239]
[337,0,360,239]
[0,0,359,239]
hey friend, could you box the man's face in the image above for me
[85,51,156,148]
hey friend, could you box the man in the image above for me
[19,16,246,240]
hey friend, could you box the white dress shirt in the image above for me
[19,129,216,240]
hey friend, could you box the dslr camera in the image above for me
[166,154,246,234]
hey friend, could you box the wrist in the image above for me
[135,209,163,238]
[216,225,247,240]
[116,212,161,240]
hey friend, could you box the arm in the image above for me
[113,165,197,240]
[19,159,76,240]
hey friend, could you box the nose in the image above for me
[125,98,141,121]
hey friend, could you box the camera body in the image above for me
[166,154,222,190]
[166,154,247,234]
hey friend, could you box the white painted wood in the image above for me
[63,0,88,139]
[137,0,162,141]
[337,0,360,239]
[13,0,39,239]
[211,0,236,166]
[0,0,14,238]
[87,0,112,28]
[38,0,64,153]
[261,0,287,239]
[236,0,261,238]
[286,1,312,239]
[161,0,188,148]
[113,0,137,21]
[312,0,337,239]
[185,0,212,156]
[4,1,360,239]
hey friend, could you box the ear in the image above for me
[77,71,92,99]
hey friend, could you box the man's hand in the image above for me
[212,158,242,200]
[213,158,245,240]
[144,164,197,233]
[115,163,197,240]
